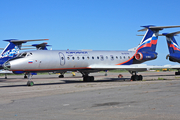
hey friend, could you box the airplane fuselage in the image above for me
[6,50,139,72]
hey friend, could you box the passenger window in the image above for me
[92,56,94,59]
[100,55,104,61]
[128,56,130,59]
[111,55,114,60]
[77,56,80,60]
[106,56,108,59]
[87,56,89,59]
[120,56,122,59]
[67,57,70,60]
[82,57,85,59]
[97,56,99,59]
[61,57,64,60]
[116,56,118,59]
[124,56,125,59]
[72,57,75,60]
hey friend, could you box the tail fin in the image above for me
[133,25,180,53]
[162,31,180,54]
[0,41,19,69]
[32,42,51,50]
[0,41,19,59]
[136,25,160,52]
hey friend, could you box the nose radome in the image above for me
[3,62,11,70]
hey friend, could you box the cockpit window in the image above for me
[20,52,27,57]
[18,52,32,58]
[27,53,32,57]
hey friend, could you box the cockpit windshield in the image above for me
[17,52,33,58]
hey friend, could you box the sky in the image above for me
[0,0,180,65]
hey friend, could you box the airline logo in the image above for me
[168,41,180,51]
[138,36,157,50]
[0,46,19,58]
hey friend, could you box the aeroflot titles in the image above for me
[66,51,130,55]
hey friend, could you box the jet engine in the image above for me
[166,54,180,63]
[135,52,157,61]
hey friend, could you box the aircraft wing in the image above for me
[88,64,167,72]
[163,64,180,69]
[0,70,13,74]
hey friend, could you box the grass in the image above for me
[158,77,166,80]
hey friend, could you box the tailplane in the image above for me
[162,31,180,63]
[162,31,180,54]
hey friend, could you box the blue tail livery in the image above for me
[162,31,180,63]
[121,25,180,65]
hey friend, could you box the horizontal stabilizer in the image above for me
[22,42,51,50]
[3,39,49,43]
[162,31,180,36]
[21,48,35,50]
[138,25,180,32]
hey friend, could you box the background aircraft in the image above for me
[4,25,180,86]
[0,39,49,78]
[162,31,180,75]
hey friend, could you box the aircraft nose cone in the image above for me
[3,62,11,70]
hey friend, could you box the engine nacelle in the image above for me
[135,52,157,61]
[168,54,180,63]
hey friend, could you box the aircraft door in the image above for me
[59,52,65,66]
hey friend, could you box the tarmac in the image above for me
[0,71,180,120]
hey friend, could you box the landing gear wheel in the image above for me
[83,76,94,82]
[131,75,143,81]
[59,75,64,78]
[138,75,143,81]
[175,72,180,75]
[131,75,138,81]
[27,81,34,86]
[90,76,94,82]
[24,75,27,79]
[83,76,89,82]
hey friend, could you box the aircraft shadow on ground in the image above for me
[0,73,178,88]
[0,77,130,88]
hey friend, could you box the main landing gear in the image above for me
[59,74,64,78]
[130,71,143,81]
[27,73,34,86]
[5,73,7,79]
[80,72,94,82]
[83,76,94,82]
[175,69,180,75]
[58,72,65,78]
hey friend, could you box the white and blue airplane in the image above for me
[3,25,180,86]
